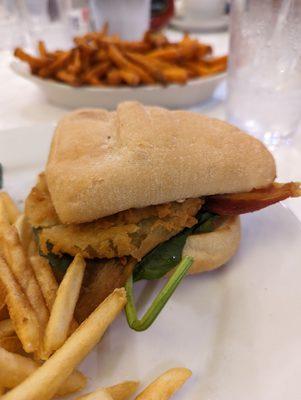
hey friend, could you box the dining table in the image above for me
[0,28,300,221]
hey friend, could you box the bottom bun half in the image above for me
[182,216,241,275]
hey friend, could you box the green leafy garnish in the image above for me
[125,256,193,331]
[133,211,221,281]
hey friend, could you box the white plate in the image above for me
[10,59,226,110]
[170,15,229,33]
[1,125,301,399]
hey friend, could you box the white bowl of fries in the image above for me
[11,29,227,109]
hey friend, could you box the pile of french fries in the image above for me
[0,191,192,399]
[14,24,227,87]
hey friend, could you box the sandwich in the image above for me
[25,101,301,329]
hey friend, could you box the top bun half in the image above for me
[45,101,276,224]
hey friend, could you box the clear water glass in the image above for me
[226,0,301,146]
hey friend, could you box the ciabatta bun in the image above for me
[183,216,240,275]
[46,102,276,224]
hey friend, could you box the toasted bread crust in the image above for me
[46,102,276,224]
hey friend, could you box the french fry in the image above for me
[107,381,140,400]
[14,48,49,69]
[13,214,33,254]
[0,335,24,354]
[1,225,49,333]
[126,52,166,83]
[56,70,79,86]
[0,256,40,353]
[14,27,226,87]
[82,62,111,85]
[0,200,9,225]
[74,381,139,400]
[101,21,109,36]
[108,45,154,84]
[43,254,86,357]
[148,43,198,62]
[0,347,86,396]
[0,192,20,224]
[67,49,82,74]
[1,288,127,400]
[162,67,188,84]
[38,52,71,78]
[30,255,80,337]
[0,280,7,321]
[119,69,140,86]
[106,69,122,85]
[38,41,47,58]
[0,307,9,321]
[29,256,58,311]
[135,368,192,400]
[0,319,14,337]
[75,388,113,400]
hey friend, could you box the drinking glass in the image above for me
[89,0,151,40]
[0,0,24,50]
[226,0,301,146]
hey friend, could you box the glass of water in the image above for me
[226,0,301,146]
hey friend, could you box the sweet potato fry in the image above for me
[14,48,49,69]
[106,69,122,85]
[38,52,71,78]
[82,61,111,84]
[38,41,47,58]
[67,49,82,74]
[126,52,166,83]
[14,28,225,87]
[56,70,79,86]
[119,69,140,86]
[163,67,188,84]
[108,45,154,84]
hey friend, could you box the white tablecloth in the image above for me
[1,31,301,221]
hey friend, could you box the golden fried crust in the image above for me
[38,198,202,260]
[26,174,203,260]
[25,173,60,228]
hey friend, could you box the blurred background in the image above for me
[0,0,230,50]
[0,0,301,219]
[1,0,301,149]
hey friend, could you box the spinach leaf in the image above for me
[45,241,72,276]
[133,228,191,282]
[193,212,222,233]
[133,211,221,282]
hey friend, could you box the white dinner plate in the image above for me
[1,125,301,399]
[170,15,229,33]
[10,59,226,110]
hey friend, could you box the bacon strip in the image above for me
[205,182,301,215]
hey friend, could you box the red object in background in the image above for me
[151,0,174,30]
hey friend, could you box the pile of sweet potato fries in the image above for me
[14,25,227,87]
